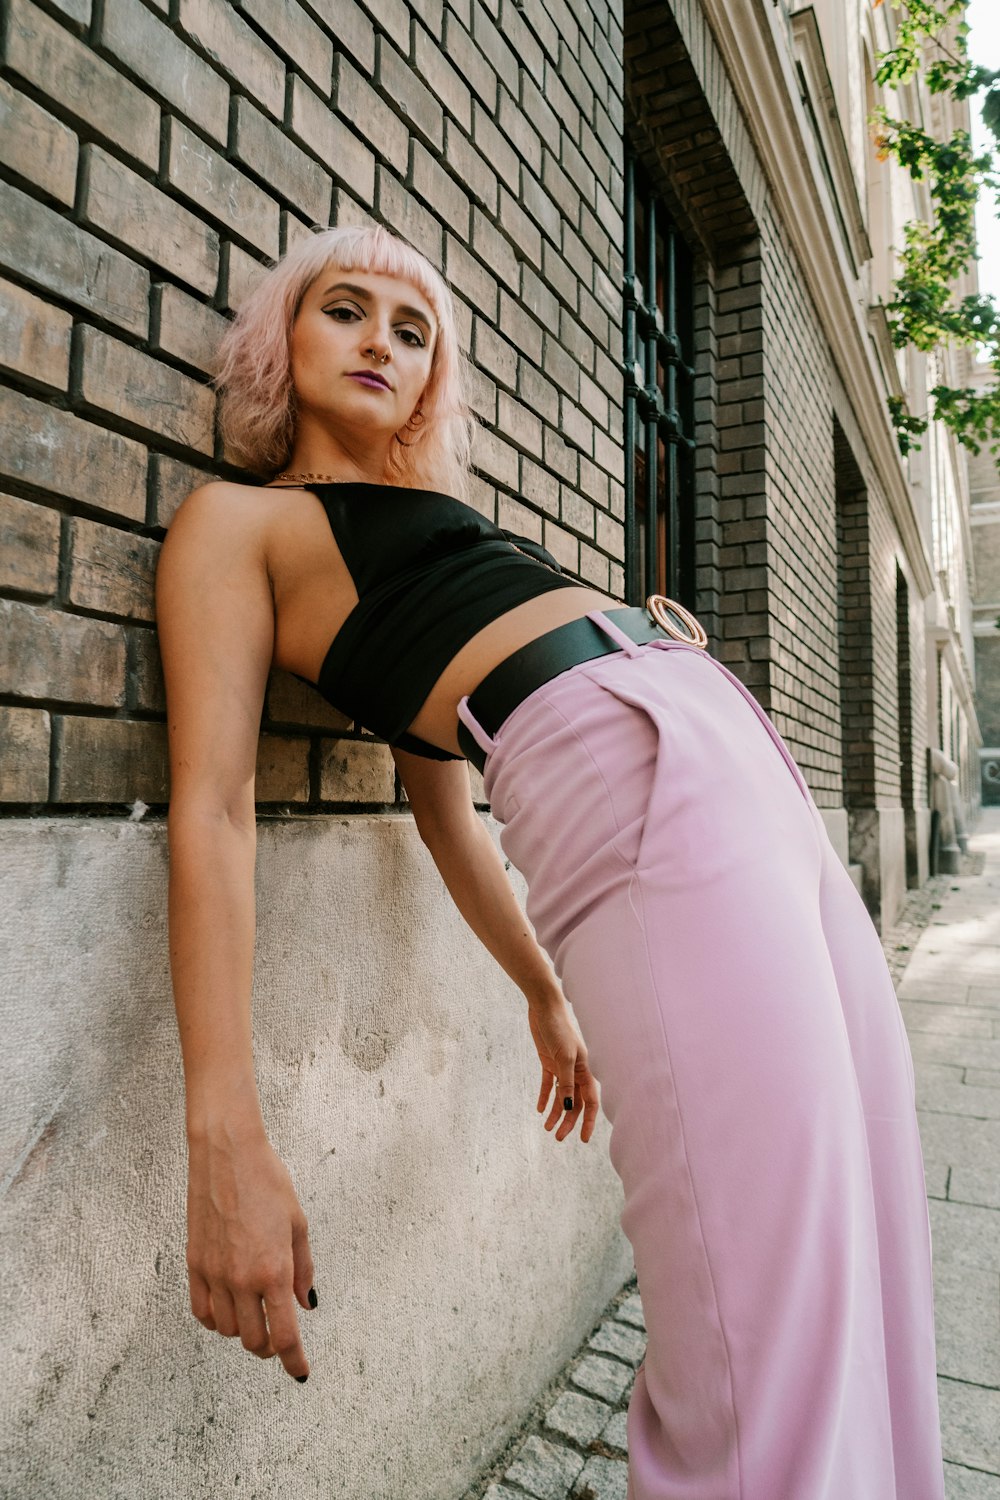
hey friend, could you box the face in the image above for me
[288,268,437,443]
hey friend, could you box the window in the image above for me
[623,146,696,607]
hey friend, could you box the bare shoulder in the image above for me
[165,478,270,538]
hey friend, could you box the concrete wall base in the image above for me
[0,816,632,1499]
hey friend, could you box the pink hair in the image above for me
[213,224,481,501]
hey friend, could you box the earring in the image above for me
[394,408,424,446]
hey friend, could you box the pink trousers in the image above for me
[457,609,944,1500]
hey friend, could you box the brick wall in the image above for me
[0,0,628,815]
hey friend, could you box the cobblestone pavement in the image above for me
[462,809,1000,1500]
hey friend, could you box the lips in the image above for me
[347,372,391,389]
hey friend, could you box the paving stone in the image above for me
[504,1434,585,1499]
[898,980,973,1004]
[926,1159,951,1199]
[929,1200,1000,1274]
[944,1462,1000,1499]
[543,1390,612,1447]
[613,1291,646,1330]
[483,1487,527,1500]
[933,1263,1000,1387]
[938,1377,1000,1473]
[569,1354,635,1405]
[598,1409,629,1454]
[966,1069,1000,1089]
[918,1080,1000,1120]
[570,1452,629,1499]
[949,1166,1000,1210]
[587,1318,646,1367]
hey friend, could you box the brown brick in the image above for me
[415,17,475,132]
[68,515,159,620]
[378,168,444,266]
[99,0,228,144]
[49,0,90,22]
[0,77,78,207]
[235,0,333,90]
[0,493,60,594]
[0,181,148,337]
[0,599,126,705]
[130,623,165,712]
[0,279,72,392]
[219,242,270,316]
[232,97,332,223]
[78,326,215,455]
[412,140,471,236]
[254,734,311,801]
[81,146,220,298]
[154,284,228,375]
[289,77,375,207]
[54,714,168,801]
[594,507,624,558]
[5,0,159,170]
[282,212,315,253]
[151,453,217,528]
[334,56,409,175]
[0,386,147,520]
[177,0,284,120]
[318,736,395,802]
[166,118,280,259]
[0,705,51,801]
[266,669,349,730]
[579,539,612,591]
[376,34,445,151]
[542,519,579,574]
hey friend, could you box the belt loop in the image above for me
[456,694,497,757]
[586,608,644,658]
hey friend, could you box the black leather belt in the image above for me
[456,603,695,774]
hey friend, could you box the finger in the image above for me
[264,1292,310,1382]
[579,1076,601,1143]
[209,1282,239,1338]
[189,1267,217,1331]
[291,1218,317,1312]
[537,1066,555,1114]
[555,1086,580,1140]
[234,1290,276,1360]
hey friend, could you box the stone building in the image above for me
[0,0,987,1495]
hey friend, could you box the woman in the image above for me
[155,224,944,1498]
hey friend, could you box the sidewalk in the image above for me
[463,808,1000,1500]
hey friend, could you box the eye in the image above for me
[323,305,425,348]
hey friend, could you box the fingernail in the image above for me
[564,1096,573,1110]
[308,1287,318,1309]
[295,1374,309,1383]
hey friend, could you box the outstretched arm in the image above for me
[393,748,601,1144]
[157,483,316,1383]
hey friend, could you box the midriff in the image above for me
[402,584,622,755]
[261,482,622,758]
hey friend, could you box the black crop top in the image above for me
[294,481,583,760]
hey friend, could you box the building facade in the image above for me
[0,0,987,1495]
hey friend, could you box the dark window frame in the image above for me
[623,147,697,609]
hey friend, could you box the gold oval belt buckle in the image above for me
[645,594,708,648]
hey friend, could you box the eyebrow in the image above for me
[321,282,435,334]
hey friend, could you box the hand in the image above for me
[526,991,601,1143]
[185,1124,317,1382]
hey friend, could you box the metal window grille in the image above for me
[623,148,696,608]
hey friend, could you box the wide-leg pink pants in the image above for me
[457,610,944,1500]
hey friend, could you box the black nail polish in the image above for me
[308,1287,318,1309]
[564,1096,573,1111]
[295,1374,309,1383]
